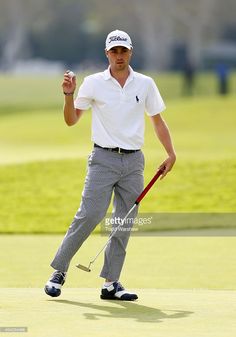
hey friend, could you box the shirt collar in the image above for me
[103,66,134,82]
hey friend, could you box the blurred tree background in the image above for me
[0,0,236,72]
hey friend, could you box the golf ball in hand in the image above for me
[67,71,75,78]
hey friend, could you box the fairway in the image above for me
[1,288,236,337]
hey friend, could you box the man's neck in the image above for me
[110,67,130,88]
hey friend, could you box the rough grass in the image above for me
[0,158,235,233]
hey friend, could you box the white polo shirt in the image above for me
[74,66,165,149]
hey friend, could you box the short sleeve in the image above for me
[145,78,166,116]
[74,77,93,110]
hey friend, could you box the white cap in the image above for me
[105,30,133,51]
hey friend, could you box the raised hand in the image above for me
[62,70,76,95]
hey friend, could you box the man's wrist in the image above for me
[168,152,176,159]
[63,92,74,96]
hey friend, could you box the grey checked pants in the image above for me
[51,147,144,281]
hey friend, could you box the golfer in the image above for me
[45,29,176,301]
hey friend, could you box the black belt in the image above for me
[94,143,140,154]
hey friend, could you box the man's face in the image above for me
[105,46,132,72]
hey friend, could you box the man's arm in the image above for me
[64,96,83,126]
[62,72,84,126]
[150,113,176,179]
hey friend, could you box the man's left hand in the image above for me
[158,153,176,179]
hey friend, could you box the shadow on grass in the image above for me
[51,299,193,323]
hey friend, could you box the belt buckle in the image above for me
[118,147,122,154]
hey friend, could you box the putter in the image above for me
[76,166,165,272]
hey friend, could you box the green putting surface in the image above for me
[1,234,236,289]
[1,288,236,337]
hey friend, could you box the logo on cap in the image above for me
[108,35,128,43]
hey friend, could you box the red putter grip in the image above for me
[135,167,165,205]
